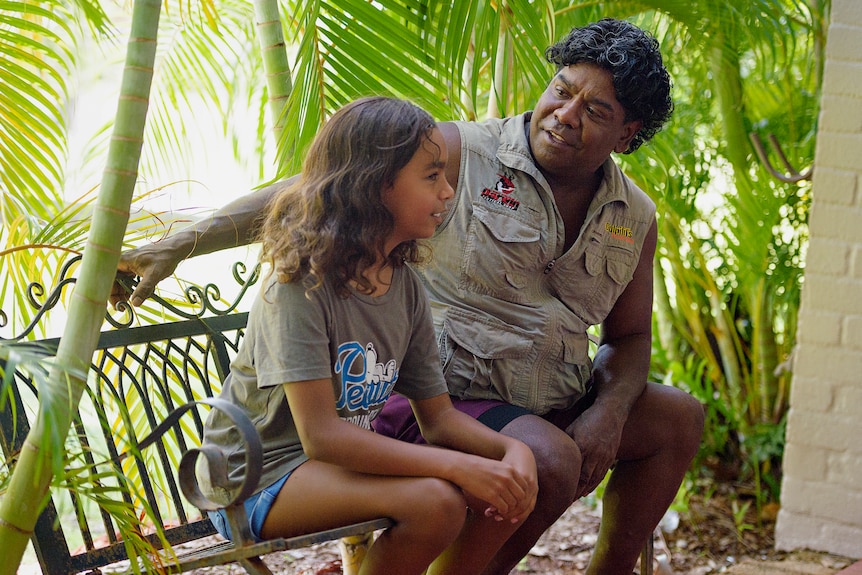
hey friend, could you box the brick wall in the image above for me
[775,0,862,558]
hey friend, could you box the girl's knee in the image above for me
[395,478,467,537]
[422,477,468,523]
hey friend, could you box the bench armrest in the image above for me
[129,397,263,546]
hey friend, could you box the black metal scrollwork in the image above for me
[131,261,261,322]
[0,255,260,341]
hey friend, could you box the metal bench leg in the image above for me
[340,532,374,575]
[238,556,276,575]
[640,532,655,575]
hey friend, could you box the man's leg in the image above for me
[373,395,577,575]
[480,414,583,575]
[586,383,704,575]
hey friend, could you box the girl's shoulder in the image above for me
[398,264,425,291]
[256,272,333,307]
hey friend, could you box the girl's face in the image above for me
[382,127,453,253]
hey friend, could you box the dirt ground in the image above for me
[184,485,856,575]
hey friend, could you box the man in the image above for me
[115,19,704,575]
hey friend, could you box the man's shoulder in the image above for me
[605,158,656,215]
[451,114,528,157]
[453,114,523,139]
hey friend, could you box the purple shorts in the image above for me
[372,386,597,444]
[372,394,527,443]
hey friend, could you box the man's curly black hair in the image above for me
[544,18,673,153]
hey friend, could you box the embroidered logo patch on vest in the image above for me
[605,222,634,244]
[480,173,520,211]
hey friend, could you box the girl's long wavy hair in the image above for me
[258,96,437,297]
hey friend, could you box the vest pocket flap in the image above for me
[584,246,634,284]
[562,332,589,364]
[474,204,541,243]
[605,249,635,284]
[444,307,532,360]
[585,249,603,276]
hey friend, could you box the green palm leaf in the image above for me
[0,1,72,220]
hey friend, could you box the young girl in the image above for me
[200,96,537,575]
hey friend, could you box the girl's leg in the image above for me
[425,492,526,575]
[260,460,468,575]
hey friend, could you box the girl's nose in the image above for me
[441,178,454,200]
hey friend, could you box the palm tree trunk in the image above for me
[487,6,511,119]
[0,1,161,571]
[709,38,780,425]
[754,282,780,423]
[253,0,292,138]
[709,42,751,193]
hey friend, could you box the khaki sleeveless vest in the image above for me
[417,113,656,414]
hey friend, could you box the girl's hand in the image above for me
[452,442,537,524]
[411,395,538,523]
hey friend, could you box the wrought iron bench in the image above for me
[0,257,391,574]
[0,256,656,574]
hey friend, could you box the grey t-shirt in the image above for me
[200,265,447,504]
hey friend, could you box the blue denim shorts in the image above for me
[208,472,291,543]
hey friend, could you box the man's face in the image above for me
[529,63,642,183]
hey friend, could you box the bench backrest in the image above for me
[1,278,252,574]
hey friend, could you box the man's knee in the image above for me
[663,386,705,459]
[621,384,704,463]
[501,415,581,505]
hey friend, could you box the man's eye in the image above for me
[586,106,605,120]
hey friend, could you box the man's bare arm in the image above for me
[114,179,292,307]
[114,120,462,308]
[566,219,657,497]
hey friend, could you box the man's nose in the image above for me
[554,98,582,127]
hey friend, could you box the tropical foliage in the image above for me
[1,0,827,566]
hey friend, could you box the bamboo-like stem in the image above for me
[487,5,511,119]
[253,0,293,139]
[753,282,779,423]
[0,1,162,571]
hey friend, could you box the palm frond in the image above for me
[141,0,260,186]
[0,1,73,220]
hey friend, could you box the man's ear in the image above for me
[614,120,643,153]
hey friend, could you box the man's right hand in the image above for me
[110,180,289,309]
[111,242,184,308]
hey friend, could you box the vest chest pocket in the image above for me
[461,203,544,302]
[586,245,635,285]
[440,307,534,400]
[555,244,636,325]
